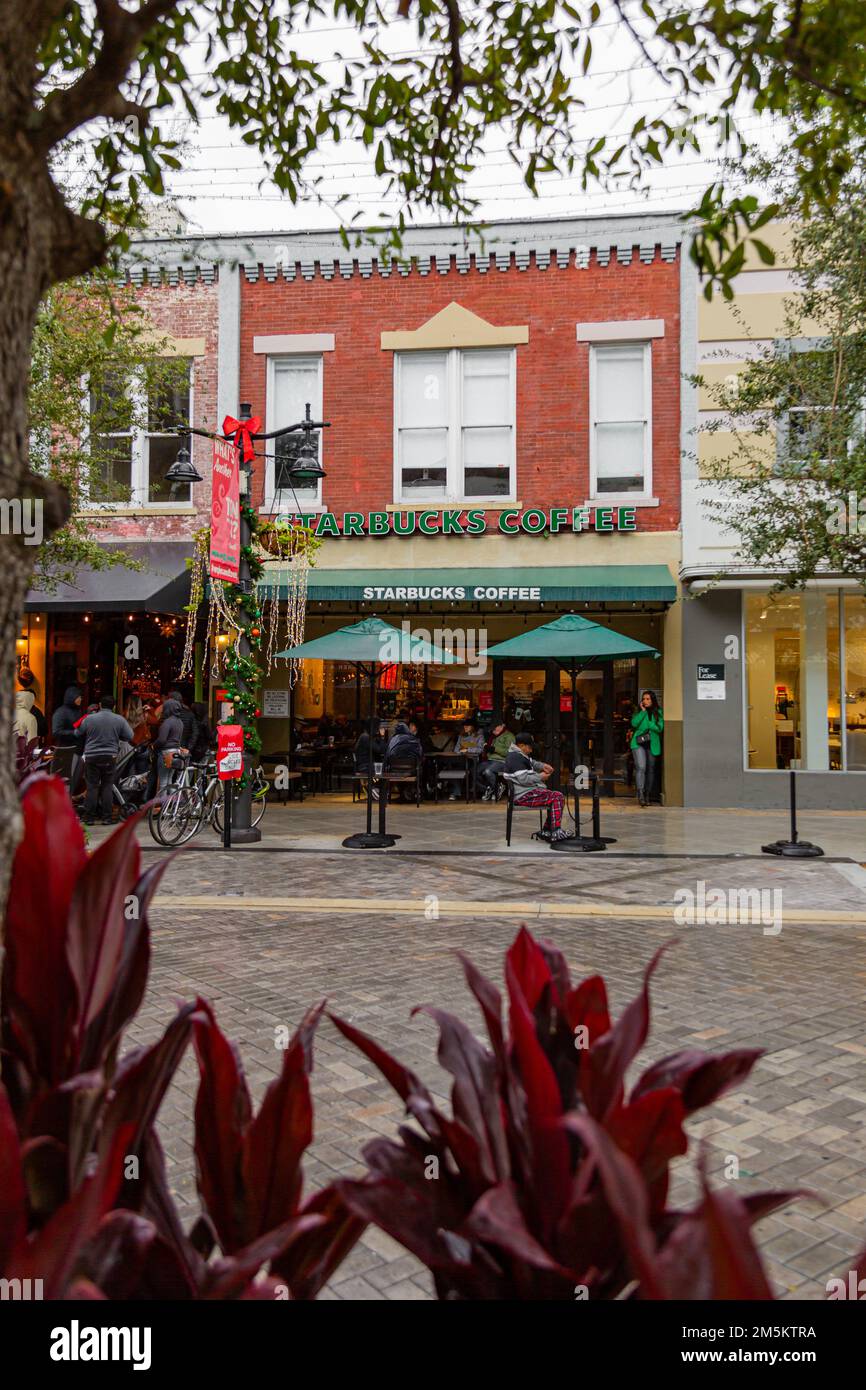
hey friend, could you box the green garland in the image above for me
[189,504,319,764]
[218,503,266,756]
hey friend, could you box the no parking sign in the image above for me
[217,724,244,780]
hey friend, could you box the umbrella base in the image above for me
[227,826,262,845]
[342,832,401,849]
[548,834,607,853]
[761,839,824,858]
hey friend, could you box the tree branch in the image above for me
[32,0,182,154]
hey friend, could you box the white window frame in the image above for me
[82,362,195,511]
[588,341,653,504]
[393,347,517,505]
[264,353,325,513]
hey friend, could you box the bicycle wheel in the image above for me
[154,786,204,846]
[211,781,267,834]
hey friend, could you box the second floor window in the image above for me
[778,351,863,474]
[266,355,323,510]
[395,348,515,502]
[88,361,192,506]
[589,342,652,498]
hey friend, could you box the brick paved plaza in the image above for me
[124,822,866,1302]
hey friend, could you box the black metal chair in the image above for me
[351,758,375,803]
[331,750,356,792]
[500,775,547,847]
[259,752,304,802]
[434,755,473,802]
[381,756,422,807]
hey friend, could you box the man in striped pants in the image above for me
[503,734,569,842]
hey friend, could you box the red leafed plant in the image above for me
[330,927,800,1300]
[0,775,362,1299]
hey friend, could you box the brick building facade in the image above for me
[25,212,688,802]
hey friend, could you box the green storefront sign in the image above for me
[276,505,637,539]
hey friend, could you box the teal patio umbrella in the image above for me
[486,613,660,850]
[278,617,456,848]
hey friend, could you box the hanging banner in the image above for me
[210,438,241,583]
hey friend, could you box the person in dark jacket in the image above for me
[384,720,423,802]
[52,685,83,747]
[355,721,388,801]
[384,720,423,767]
[166,688,197,748]
[80,696,134,824]
[155,697,188,793]
[355,722,388,770]
[189,702,215,762]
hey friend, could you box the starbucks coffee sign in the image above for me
[278,504,637,539]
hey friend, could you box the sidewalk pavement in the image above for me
[135,843,866,1302]
[112,793,866,862]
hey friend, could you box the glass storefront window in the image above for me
[502,669,547,750]
[844,595,866,771]
[745,592,841,771]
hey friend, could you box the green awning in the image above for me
[259,564,676,603]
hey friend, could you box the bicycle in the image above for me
[148,755,204,846]
[210,763,268,834]
[148,758,269,845]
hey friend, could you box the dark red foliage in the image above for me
[331,926,797,1300]
[191,999,365,1299]
[0,775,362,1299]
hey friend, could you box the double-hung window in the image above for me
[87,361,193,507]
[266,355,324,511]
[778,351,856,474]
[395,347,515,503]
[589,342,652,498]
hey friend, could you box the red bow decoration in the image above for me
[222,414,262,463]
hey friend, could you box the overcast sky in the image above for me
[57,1,784,238]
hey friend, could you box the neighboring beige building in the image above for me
[680,221,866,809]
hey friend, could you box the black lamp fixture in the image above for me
[286,403,327,482]
[165,445,203,487]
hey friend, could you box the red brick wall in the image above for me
[239,250,681,529]
[98,278,219,540]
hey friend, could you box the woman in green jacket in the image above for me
[630,690,663,806]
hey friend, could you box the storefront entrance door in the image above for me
[493,662,559,775]
[492,657,640,792]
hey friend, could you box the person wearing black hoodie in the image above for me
[155,697,188,793]
[384,720,423,802]
[52,685,83,747]
[166,688,197,749]
[189,702,215,762]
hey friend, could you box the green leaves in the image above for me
[700,152,866,590]
[21,0,866,298]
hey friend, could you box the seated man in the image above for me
[502,733,570,842]
[448,718,486,801]
[383,720,423,801]
[477,717,515,800]
[427,723,453,753]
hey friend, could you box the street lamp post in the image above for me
[167,401,329,841]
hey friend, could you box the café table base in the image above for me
[342,831,401,849]
[548,833,607,853]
